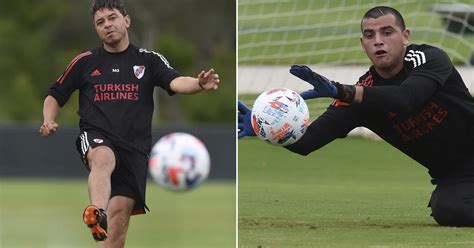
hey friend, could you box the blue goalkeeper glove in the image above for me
[238,101,256,139]
[290,65,356,102]
[289,65,338,99]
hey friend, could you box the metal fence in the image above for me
[0,125,235,180]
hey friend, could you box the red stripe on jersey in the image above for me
[331,99,350,107]
[57,51,92,84]
[357,72,373,87]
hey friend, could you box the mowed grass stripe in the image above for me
[0,179,235,248]
[238,138,474,247]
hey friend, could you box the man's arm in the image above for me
[38,51,89,137]
[291,47,452,115]
[39,95,60,137]
[170,68,219,94]
[354,76,439,114]
[238,100,360,156]
[285,106,361,155]
[290,65,440,115]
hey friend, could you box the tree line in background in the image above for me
[0,0,236,125]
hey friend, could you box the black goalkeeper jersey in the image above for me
[48,44,180,155]
[287,44,474,180]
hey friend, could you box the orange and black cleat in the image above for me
[83,205,108,241]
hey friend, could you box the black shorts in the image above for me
[76,129,148,215]
[429,179,474,226]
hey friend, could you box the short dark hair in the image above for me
[90,0,128,17]
[361,6,406,31]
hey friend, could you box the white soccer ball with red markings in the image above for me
[251,88,310,146]
[149,132,210,191]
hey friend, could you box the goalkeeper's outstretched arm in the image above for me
[285,106,361,155]
[238,95,361,156]
[291,60,445,115]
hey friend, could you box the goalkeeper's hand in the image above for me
[238,101,256,139]
[289,65,338,100]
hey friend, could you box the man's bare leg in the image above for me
[84,146,116,241]
[99,196,135,248]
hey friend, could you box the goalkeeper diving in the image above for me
[238,6,474,227]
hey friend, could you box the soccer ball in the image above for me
[149,132,210,191]
[251,88,310,146]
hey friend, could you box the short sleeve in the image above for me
[148,51,181,95]
[48,51,91,106]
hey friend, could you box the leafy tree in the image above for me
[0,0,68,121]
[0,0,235,124]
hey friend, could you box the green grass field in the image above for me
[238,138,474,248]
[0,179,235,248]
